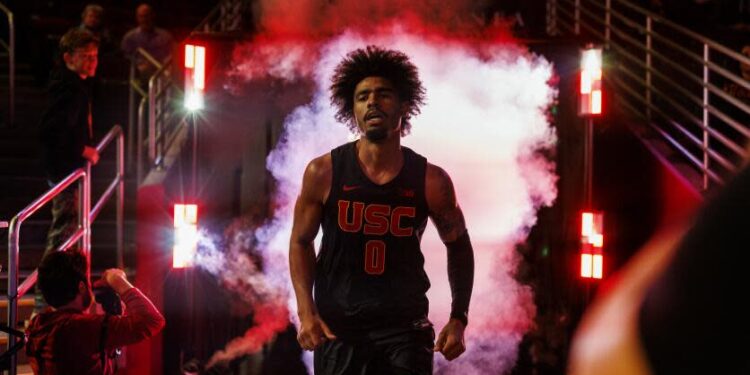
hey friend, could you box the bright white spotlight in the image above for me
[184,44,206,111]
[173,203,198,268]
[580,46,603,116]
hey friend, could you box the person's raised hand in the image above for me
[101,268,133,295]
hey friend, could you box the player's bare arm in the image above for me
[426,163,475,361]
[289,154,337,351]
[426,163,467,242]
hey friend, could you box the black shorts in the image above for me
[314,323,435,375]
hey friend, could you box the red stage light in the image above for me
[173,204,198,268]
[579,47,603,116]
[580,211,604,279]
[185,44,206,111]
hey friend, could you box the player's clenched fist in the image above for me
[297,313,337,351]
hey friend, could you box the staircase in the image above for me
[547,0,750,193]
[0,45,137,361]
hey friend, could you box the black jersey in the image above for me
[315,141,431,336]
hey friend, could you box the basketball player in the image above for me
[289,46,475,374]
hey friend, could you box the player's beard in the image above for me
[365,126,388,142]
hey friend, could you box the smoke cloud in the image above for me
[217,1,557,373]
[194,219,292,369]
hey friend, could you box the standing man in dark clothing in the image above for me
[289,46,475,374]
[38,29,100,255]
[121,3,175,78]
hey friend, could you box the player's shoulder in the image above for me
[425,162,457,207]
[304,153,333,184]
[426,162,452,184]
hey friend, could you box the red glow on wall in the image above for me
[580,211,604,279]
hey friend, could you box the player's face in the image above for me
[64,43,98,79]
[353,76,407,142]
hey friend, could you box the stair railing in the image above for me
[4,125,124,375]
[148,55,179,169]
[129,48,185,184]
[194,0,246,35]
[128,48,167,182]
[548,0,750,191]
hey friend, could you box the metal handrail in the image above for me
[130,0,252,186]
[148,55,176,164]
[4,125,124,375]
[128,48,163,180]
[0,3,14,126]
[610,35,750,135]
[137,96,147,182]
[136,47,163,71]
[0,323,25,366]
[194,4,223,33]
[193,0,247,35]
[92,125,125,269]
[5,169,87,375]
[129,49,182,184]
[548,0,750,191]
[612,73,738,172]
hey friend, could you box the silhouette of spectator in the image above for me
[71,4,114,55]
[121,3,174,79]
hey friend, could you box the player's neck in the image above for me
[356,138,403,183]
[358,135,401,162]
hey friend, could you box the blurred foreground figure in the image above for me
[569,165,750,375]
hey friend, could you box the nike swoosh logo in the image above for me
[343,185,361,192]
[399,189,415,197]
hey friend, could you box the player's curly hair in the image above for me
[330,46,426,136]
